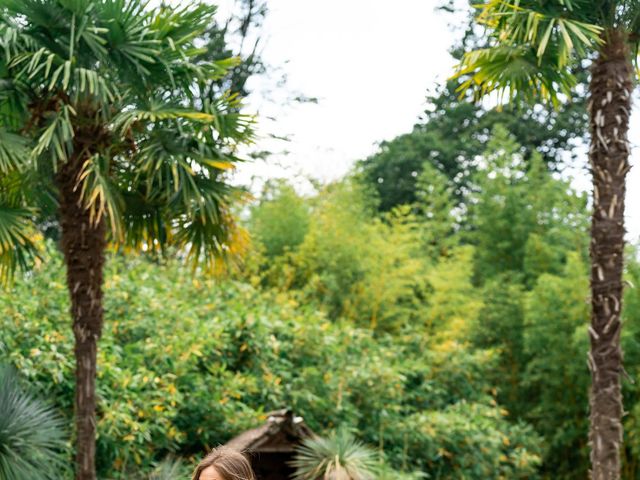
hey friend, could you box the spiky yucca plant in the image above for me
[0,365,68,480]
[291,429,377,480]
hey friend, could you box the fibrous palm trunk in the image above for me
[587,30,634,480]
[57,150,106,480]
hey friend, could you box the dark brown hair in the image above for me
[192,446,256,480]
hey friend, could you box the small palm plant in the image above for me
[0,364,68,480]
[291,429,377,480]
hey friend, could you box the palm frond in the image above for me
[0,128,30,173]
[72,67,117,103]
[119,190,167,254]
[151,2,217,47]
[0,156,46,281]
[455,0,602,104]
[0,191,39,283]
[0,0,254,275]
[205,93,255,144]
[479,0,602,64]
[171,204,240,271]
[76,153,123,237]
[454,44,578,106]
[31,104,75,165]
[112,105,216,134]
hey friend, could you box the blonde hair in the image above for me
[192,446,256,480]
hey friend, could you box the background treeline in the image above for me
[4,124,640,479]
[3,1,640,479]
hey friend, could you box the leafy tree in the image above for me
[282,181,429,331]
[0,364,68,480]
[358,0,589,215]
[523,254,591,478]
[470,276,527,416]
[357,76,587,213]
[469,126,588,286]
[197,0,268,100]
[414,162,457,259]
[249,180,310,258]
[462,127,592,476]
[0,1,252,478]
[455,2,640,476]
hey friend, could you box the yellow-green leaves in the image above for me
[454,44,575,106]
[537,19,556,58]
[75,68,116,103]
[0,204,39,285]
[203,160,235,170]
[112,107,216,134]
[77,154,123,238]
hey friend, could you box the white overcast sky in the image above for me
[208,0,640,241]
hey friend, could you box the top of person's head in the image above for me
[192,446,256,480]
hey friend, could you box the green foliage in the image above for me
[0,244,542,479]
[522,254,590,478]
[608,250,640,478]
[469,125,588,285]
[470,275,526,415]
[414,162,457,258]
[242,130,605,478]
[394,403,542,479]
[147,458,191,480]
[253,180,430,331]
[358,1,591,215]
[2,122,635,479]
[374,466,426,480]
[424,246,482,338]
[249,180,310,258]
[0,364,69,480]
[0,2,629,479]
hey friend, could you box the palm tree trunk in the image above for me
[587,30,633,480]
[57,153,106,480]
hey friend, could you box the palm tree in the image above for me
[453,1,640,478]
[0,364,68,480]
[0,1,252,479]
[291,429,377,480]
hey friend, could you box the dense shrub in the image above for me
[0,245,541,479]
